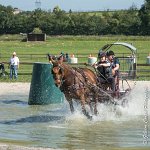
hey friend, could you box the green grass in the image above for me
[0,35,150,82]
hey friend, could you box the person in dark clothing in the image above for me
[0,62,5,76]
[96,52,110,81]
[106,50,120,92]
[106,50,120,77]
[94,52,115,92]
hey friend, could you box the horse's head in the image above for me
[52,62,64,87]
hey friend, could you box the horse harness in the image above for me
[70,67,88,90]
[53,64,91,93]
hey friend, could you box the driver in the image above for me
[93,52,115,92]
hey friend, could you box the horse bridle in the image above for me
[52,64,66,87]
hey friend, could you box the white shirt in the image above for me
[10,56,19,66]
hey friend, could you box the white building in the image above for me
[13,8,22,15]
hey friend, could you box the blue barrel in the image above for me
[28,62,64,105]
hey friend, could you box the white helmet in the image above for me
[13,52,16,55]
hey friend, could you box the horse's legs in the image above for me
[80,95,92,120]
[93,100,98,115]
[89,102,93,114]
[68,100,74,113]
[93,87,98,115]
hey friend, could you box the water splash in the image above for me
[64,81,150,123]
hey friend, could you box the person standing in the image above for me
[9,52,19,79]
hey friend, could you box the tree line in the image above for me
[0,0,150,36]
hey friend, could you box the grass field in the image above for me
[0,35,150,82]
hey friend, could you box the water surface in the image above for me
[0,81,149,150]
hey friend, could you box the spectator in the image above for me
[9,52,19,79]
[0,62,5,76]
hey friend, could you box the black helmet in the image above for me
[106,50,115,56]
[98,52,106,58]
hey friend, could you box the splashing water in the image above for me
[64,81,149,121]
[0,81,150,149]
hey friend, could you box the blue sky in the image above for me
[0,0,145,11]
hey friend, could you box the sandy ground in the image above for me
[0,81,150,95]
[0,144,65,150]
[0,82,30,95]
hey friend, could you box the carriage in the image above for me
[97,42,137,101]
[50,42,137,119]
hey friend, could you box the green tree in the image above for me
[117,8,141,35]
[0,5,14,34]
[52,7,68,35]
[0,3,147,36]
[139,0,150,35]
[32,27,42,33]
[11,13,30,34]
[40,12,54,34]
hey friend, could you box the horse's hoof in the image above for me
[94,110,99,115]
[87,115,92,120]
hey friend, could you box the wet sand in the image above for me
[0,81,149,95]
[0,82,30,95]
[0,144,64,150]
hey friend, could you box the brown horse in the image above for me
[51,60,101,119]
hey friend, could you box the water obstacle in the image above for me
[28,62,64,105]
